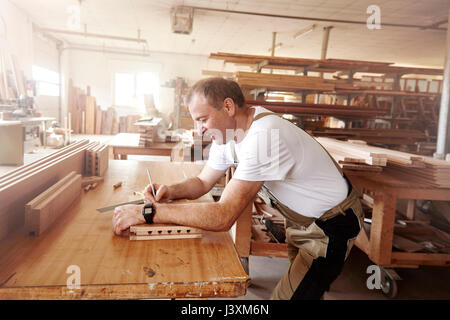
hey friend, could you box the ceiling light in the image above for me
[293,24,316,39]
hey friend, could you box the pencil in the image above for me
[146,168,156,199]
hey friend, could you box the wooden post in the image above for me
[406,199,416,220]
[369,192,396,265]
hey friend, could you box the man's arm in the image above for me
[167,165,227,200]
[113,169,263,235]
[153,178,264,232]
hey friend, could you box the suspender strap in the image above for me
[233,111,360,227]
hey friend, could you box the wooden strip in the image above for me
[130,224,203,240]
[130,234,202,241]
[0,143,94,240]
[27,174,82,236]
[0,140,89,184]
[85,96,96,134]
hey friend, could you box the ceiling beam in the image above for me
[188,6,447,31]
[35,27,148,45]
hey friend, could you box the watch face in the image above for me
[144,207,152,214]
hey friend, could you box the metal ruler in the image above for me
[96,199,144,212]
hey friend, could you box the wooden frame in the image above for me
[109,133,183,161]
[349,174,450,268]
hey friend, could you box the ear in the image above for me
[223,98,236,117]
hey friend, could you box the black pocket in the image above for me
[315,207,361,241]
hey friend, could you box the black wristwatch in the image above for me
[142,203,155,224]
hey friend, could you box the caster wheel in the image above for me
[381,273,398,298]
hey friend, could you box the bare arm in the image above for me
[113,167,263,235]
[153,178,264,231]
[144,165,226,202]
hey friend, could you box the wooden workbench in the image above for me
[347,172,450,268]
[234,170,450,270]
[109,133,183,161]
[0,160,249,299]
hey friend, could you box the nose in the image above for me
[196,121,205,136]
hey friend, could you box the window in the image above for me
[114,72,159,107]
[32,66,59,96]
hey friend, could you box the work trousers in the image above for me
[271,204,364,300]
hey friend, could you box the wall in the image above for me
[1,0,63,122]
[0,0,33,79]
[66,49,230,118]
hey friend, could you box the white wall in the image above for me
[66,49,229,118]
[0,0,33,79]
[1,1,63,122]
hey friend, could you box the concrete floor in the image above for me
[236,247,450,300]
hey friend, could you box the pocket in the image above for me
[286,223,329,260]
[315,207,361,241]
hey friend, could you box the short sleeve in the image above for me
[206,141,234,171]
[233,128,296,181]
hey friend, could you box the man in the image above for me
[112,77,363,300]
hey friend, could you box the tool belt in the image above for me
[259,177,360,229]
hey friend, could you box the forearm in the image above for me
[168,177,210,200]
[153,202,233,232]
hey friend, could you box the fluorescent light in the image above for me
[293,24,316,39]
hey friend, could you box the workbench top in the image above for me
[0,160,249,299]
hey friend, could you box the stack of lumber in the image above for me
[84,142,109,176]
[392,221,450,253]
[119,115,142,133]
[210,52,443,76]
[311,128,429,146]
[246,99,389,118]
[135,118,163,146]
[0,49,27,100]
[235,71,335,92]
[316,137,450,188]
[25,171,82,236]
[67,79,119,134]
[0,140,98,241]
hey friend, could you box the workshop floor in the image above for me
[234,247,450,300]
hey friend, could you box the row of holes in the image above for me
[147,229,191,235]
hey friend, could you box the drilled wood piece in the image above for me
[130,224,203,241]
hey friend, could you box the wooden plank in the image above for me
[85,96,96,135]
[27,174,82,236]
[0,142,94,240]
[95,145,109,177]
[250,241,288,258]
[0,140,90,188]
[95,106,102,135]
[25,172,77,211]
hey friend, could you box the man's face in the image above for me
[188,93,234,145]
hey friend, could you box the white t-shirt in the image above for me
[206,106,348,218]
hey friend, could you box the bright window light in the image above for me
[114,72,159,108]
[32,65,60,96]
[115,73,134,106]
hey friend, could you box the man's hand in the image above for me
[143,183,171,203]
[112,204,145,235]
